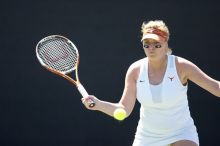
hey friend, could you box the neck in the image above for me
[148,55,168,71]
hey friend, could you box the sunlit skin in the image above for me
[142,39,197,145]
[81,32,220,146]
[142,38,167,59]
[142,38,169,85]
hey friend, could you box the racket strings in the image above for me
[37,38,78,73]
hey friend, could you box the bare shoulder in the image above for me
[175,56,220,97]
[175,56,196,71]
[129,58,145,69]
[175,56,192,65]
[126,58,146,81]
[175,56,204,80]
[175,56,197,83]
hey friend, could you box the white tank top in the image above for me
[149,83,163,103]
[136,55,195,134]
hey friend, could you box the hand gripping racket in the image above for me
[36,35,95,107]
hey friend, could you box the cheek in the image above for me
[157,47,167,53]
[143,49,149,56]
[143,48,149,53]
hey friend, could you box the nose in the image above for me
[148,46,155,51]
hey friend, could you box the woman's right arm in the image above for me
[81,62,140,118]
[118,62,139,117]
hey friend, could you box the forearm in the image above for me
[202,79,220,97]
[96,100,124,117]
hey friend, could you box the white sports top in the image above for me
[149,83,163,103]
[134,55,198,146]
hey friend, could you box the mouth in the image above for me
[148,52,156,57]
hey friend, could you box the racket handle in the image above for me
[77,84,95,108]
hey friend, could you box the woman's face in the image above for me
[142,38,168,60]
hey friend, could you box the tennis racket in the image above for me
[36,35,95,107]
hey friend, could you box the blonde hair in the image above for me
[141,20,170,40]
[141,20,172,54]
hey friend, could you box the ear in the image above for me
[167,48,172,55]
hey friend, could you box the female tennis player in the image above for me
[81,20,220,146]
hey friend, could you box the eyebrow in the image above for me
[143,41,160,44]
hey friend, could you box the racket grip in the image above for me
[77,84,89,97]
[77,84,95,108]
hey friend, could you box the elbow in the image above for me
[124,110,131,118]
[210,82,220,97]
[117,103,132,118]
[123,106,133,118]
[217,90,220,98]
[213,83,220,97]
[216,83,220,97]
[211,90,220,98]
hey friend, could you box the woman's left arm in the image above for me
[183,58,220,97]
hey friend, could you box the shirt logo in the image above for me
[168,76,174,81]
[139,80,145,82]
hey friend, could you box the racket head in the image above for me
[36,35,79,75]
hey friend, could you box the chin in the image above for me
[147,54,156,58]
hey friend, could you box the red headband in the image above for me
[144,28,168,41]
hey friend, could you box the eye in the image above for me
[155,44,162,48]
[143,44,149,48]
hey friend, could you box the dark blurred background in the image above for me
[1,0,220,145]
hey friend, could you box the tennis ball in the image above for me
[113,108,127,121]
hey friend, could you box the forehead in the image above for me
[142,39,160,44]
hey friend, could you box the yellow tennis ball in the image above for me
[113,108,126,121]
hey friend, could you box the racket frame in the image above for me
[36,35,95,107]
